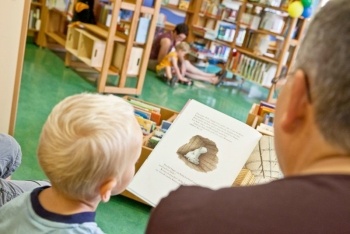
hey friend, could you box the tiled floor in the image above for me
[12,42,262,233]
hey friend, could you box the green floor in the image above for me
[12,42,262,233]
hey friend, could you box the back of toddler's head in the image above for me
[37,93,142,200]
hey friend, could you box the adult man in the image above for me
[148,23,225,85]
[146,1,350,233]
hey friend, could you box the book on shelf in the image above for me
[46,0,70,11]
[127,99,262,207]
[28,8,41,30]
[246,101,275,129]
[96,2,113,26]
[143,0,155,7]
[178,0,190,10]
[135,17,150,44]
[126,98,162,130]
[209,43,230,61]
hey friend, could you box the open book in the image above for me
[127,99,262,207]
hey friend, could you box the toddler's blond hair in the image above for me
[37,93,142,200]
[175,42,190,54]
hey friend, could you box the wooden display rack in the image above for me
[182,0,308,103]
[66,27,106,67]
[28,0,47,46]
[121,96,255,205]
[33,0,161,96]
[63,0,162,96]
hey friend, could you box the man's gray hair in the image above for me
[295,0,350,151]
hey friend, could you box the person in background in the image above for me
[145,1,350,233]
[156,41,193,87]
[0,133,50,207]
[148,23,226,85]
[0,93,143,233]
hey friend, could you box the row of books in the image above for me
[126,98,174,148]
[200,0,241,20]
[229,53,271,84]
[161,0,190,10]
[248,0,287,8]
[244,12,285,34]
[28,8,41,31]
[209,43,230,61]
[216,23,246,46]
[255,101,275,136]
[95,2,150,44]
[246,101,275,135]
[217,24,235,42]
[146,121,172,149]
[190,43,214,60]
[46,0,70,11]
[126,99,161,136]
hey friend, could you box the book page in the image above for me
[244,135,283,184]
[127,100,262,206]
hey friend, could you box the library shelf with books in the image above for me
[32,0,72,48]
[186,0,308,103]
[28,0,45,45]
[120,96,179,204]
[156,0,197,32]
[246,101,275,130]
[160,3,194,13]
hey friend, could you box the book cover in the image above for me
[127,99,262,207]
[135,17,150,44]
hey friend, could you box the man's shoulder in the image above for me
[147,175,350,233]
[155,174,350,214]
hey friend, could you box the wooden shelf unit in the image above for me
[43,7,70,48]
[35,0,161,95]
[63,0,162,96]
[186,0,307,102]
[29,0,72,48]
[28,0,45,44]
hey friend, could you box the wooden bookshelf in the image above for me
[36,0,161,96]
[28,0,45,44]
[161,3,194,13]
[187,0,307,102]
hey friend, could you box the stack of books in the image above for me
[246,101,275,136]
[126,98,162,136]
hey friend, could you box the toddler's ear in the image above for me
[99,178,117,203]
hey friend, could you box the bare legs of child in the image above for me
[183,61,226,85]
[163,66,191,87]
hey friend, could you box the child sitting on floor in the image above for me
[156,41,193,87]
[0,93,143,233]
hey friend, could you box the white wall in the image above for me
[0,0,29,134]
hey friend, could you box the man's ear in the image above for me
[99,178,117,203]
[280,69,309,133]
